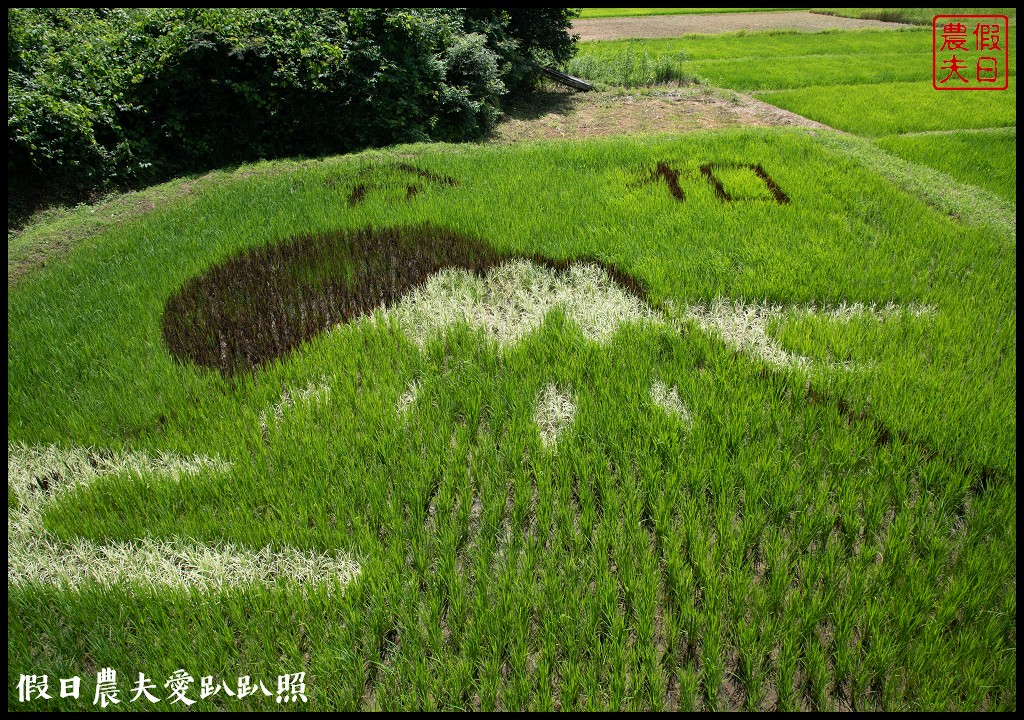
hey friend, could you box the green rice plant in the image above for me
[565,46,698,88]
[875,128,1017,202]
[758,79,1017,136]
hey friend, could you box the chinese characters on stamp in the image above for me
[933,14,1010,90]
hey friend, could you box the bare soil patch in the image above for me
[573,11,914,41]
[490,87,831,144]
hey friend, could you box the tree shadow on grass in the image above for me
[496,84,581,124]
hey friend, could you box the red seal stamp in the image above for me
[933,15,1009,90]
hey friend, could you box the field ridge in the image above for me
[810,130,1017,236]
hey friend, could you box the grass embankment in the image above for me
[8,130,1016,710]
[874,128,1017,202]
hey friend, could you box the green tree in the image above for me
[8,7,580,222]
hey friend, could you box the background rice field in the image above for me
[566,23,1016,217]
[874,128,1017,201]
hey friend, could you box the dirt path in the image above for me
[573,11,914,41]
[490,87,832,144]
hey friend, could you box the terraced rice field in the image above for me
[567,20,1016,219]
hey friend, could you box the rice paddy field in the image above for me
[568,22,1017,217]
[7,11,1017,713]
[875,128,1017,202]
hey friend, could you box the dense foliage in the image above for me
[7,8,578,211]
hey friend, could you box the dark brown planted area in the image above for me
[652,162,686,202]
[631,161,687,202]
[699,163,790,204]
[347,163,458,207]
[162,224,648,376]
[634,161,789,205]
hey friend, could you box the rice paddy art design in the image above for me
[180,234,937,455]
[161,224,648,376]
[163,223,934,381]
[347,162,458,206]
[635,160,790,204]
[51,217,937,590]
[8,443,360,590]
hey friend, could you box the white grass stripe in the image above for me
[8,443,359,590]
[678,298,935,368]
[9,536,360,590]
[650,381,692,425]
[8,442,232,515]
[387,259,659,348]
[535,384,577,448]
[376,259,931,373]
